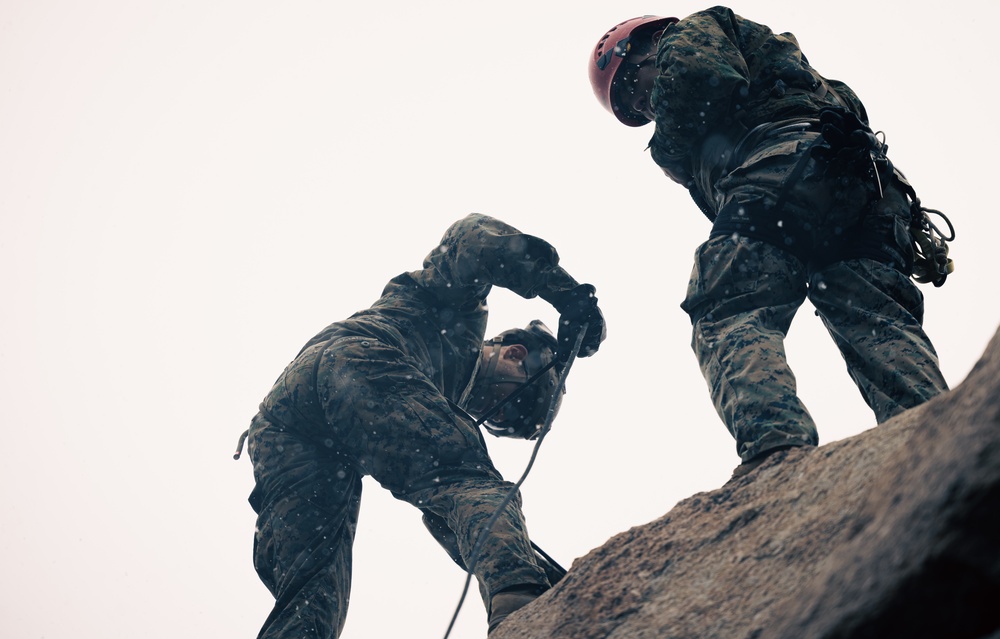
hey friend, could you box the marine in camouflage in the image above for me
[246,214,590,638]
[647,7,948,462]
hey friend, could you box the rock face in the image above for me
[494,326,1000,639]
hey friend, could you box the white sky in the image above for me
[2,1,997,637]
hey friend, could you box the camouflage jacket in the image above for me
[294,213,579,403]
[647,6,868,219]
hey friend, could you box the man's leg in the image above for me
[421,507,564,632]
[412,477,549,603]
[682,235,819,462]
[249,421,361,639]
[809,258,949,422]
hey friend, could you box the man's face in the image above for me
[618,60,658,122]
[615,30,660,123]
[464,345,528,423]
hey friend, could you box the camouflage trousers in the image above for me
[682,233,949,463]
[682,130,949,462]
[247,337,549,639]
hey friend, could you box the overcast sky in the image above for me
[2,1,997,638]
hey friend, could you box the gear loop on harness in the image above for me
[917,203,956,242]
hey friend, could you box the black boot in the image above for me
[488,585,543,634]
[728,444,801,483]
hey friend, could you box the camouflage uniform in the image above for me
[647,6,948,462]
[246,214,581,638]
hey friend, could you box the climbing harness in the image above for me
[728,107,957,286]
[809,107,956,285]
[440,324,587,639]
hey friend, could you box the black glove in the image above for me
[551,284,606,362]
[810,107,883,172]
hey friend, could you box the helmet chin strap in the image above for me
[480,341,502,381]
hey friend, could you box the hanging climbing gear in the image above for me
[440,324,588,639]
[890,166,956,287]
[810,107,956,285]
[908,199,955,286]
[893,168,955,287]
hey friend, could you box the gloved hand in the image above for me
[816,107,874,148]
[550,284,606,362]
[810,107,882,167]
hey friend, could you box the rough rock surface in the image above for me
[493,325,1000,639]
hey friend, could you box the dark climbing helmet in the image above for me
[588,15,677,127]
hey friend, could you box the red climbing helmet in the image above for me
[588,15,678,127]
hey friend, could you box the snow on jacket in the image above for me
[647,5,868,217]
[286,213,580,406]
